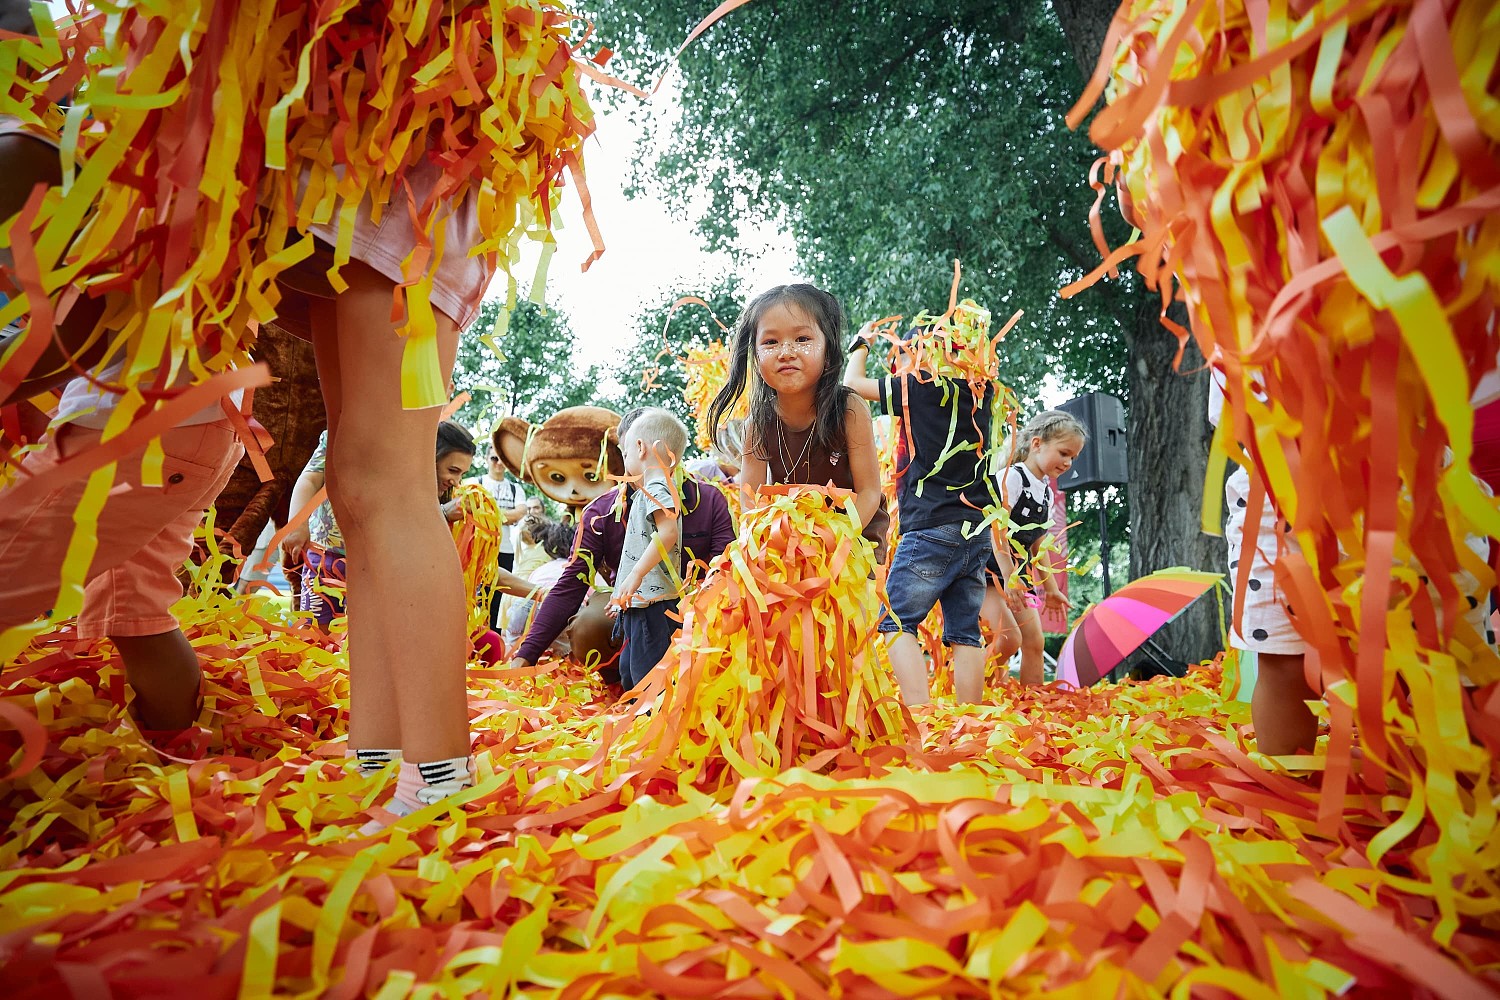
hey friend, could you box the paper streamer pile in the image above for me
[1062,0,1500,962]
[3,1,1500,998]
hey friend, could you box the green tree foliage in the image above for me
[601,276,745,447]
[450,298,603,433]
[581,0,1138,409]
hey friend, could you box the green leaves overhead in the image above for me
[581,0,1136,406]
[451,299,602,433]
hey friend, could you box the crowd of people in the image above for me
[257,281,1092,712]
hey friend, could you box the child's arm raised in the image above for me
[843,395,883,532]
[842,322,881,401]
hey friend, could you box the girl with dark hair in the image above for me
[707,284,888,557]
[502,517,582,647]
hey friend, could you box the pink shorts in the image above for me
[0,421,244,638]
[305,157,494,329]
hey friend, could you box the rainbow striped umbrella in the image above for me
[1056,568,1225,687]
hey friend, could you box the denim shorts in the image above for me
[878,522,990,647]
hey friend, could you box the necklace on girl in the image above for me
[776,416,815,483]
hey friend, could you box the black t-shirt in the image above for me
[877,373,999,534]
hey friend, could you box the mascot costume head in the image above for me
[492,405,624,510]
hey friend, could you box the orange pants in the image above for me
[0,420,243,638]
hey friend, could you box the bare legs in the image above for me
[1013,605,1045,686]
[888,632,988,706]
[951,644,985,704]
[309,261,468,764]
[887,632,932,707]
[980,584,1023,671]
[113,630,201,730]
[1251,652,1317,755]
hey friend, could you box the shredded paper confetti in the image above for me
[2,0,1498,995]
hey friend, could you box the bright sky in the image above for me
[510,76,803,380]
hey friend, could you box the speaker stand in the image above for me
[1097,492,1113,597]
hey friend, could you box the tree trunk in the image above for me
[1049,0,1116,87]
[212,321,325,566]
[1125,300,1225,663]
[1050,0,1226,662]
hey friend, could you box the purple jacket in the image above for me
[514,478,735,663]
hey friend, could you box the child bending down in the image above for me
[1,109,244,745]
[0,371,244,742]
[998,411,1085,685]
[607,408,690,690]
[503,517,576,647]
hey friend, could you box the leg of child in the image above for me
[308,261,469,766]
[951,644,985,704]
[75,422,241,730]
[1252,651,1316,755]
[110,630,202,730]
[619,600,678,690]
[981,583,1023,664]
[886,633,931,706]
[1,420,239,697]
[1014,605,1045,685]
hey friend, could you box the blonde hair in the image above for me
[711,418,746,466]
[1012,410,1088,462]
[625,408,689,466]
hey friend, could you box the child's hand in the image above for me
[1004,584,1030,615]
[609,578,639,617]
[441,497,465,523]
[1043,585,1073,613]
[280,523,312,565]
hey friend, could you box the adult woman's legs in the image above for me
[313,261,468,763]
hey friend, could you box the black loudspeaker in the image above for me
[1053,392,1128,492]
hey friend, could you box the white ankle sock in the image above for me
[349,748,400,775]
[388,756,474,817]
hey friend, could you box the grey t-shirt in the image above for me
[613,471,682,608]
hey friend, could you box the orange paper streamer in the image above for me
[1063,0,1500,954]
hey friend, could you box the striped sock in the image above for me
[388,756,474,817]
[350,748,400,774]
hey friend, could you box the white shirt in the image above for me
[57,360,244,429]
[481,473,526,553]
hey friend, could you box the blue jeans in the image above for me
[878,522,989,647]
[613,599,681,690]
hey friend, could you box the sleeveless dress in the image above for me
[765,422,891,562]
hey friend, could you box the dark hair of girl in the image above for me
[537,519,575,561]
[435,420,476,460]
[707,283,855,464]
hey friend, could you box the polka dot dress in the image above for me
[1223,467,1307,655]
[1225,466,1497,665]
